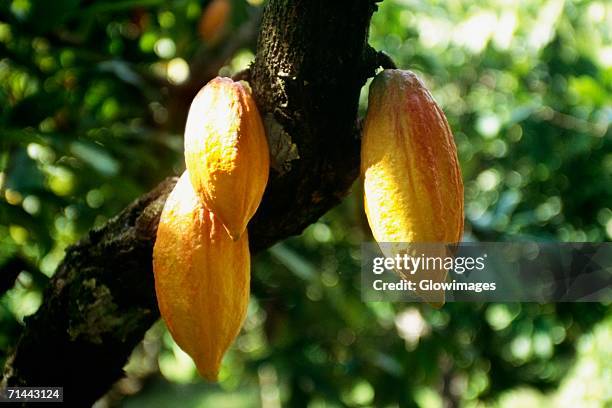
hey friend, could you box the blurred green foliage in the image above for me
[0,0,611,407]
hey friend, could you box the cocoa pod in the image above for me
[361,69,464,244]
[198,0,231,45]
[153,171,250,381]
[361,70,464,305]
[184,77,269,241]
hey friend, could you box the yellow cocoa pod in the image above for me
[361,70,464,305]
[184,77,269,241]
[361,69,464,245]
[153,172,250,381]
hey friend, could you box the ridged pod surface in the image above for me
[184,77,269,241]
[362,70,464,305]
[361,69,464,245]
[153,172,250,381]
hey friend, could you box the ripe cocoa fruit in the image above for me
[361,70,464,304]
[199,0,231,45]
[361,69,464,245]
[153,172,250,381]
[184,77,269,241]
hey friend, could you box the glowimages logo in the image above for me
[361,242,612,302]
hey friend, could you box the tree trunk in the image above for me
[2,1,385,405]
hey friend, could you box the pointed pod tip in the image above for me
[427,299,446,309]
[198,368,220,382]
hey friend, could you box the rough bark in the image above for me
[2,179,176,405]
[249,0,381,248]
[2,0,384,405]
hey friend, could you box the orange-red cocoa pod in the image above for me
[153,172,250,381]
[199,0,231,45]
[361,70,464,305]
[361,69,464,245]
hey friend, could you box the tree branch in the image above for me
[249,0,380,248]
[2,1,383,405]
